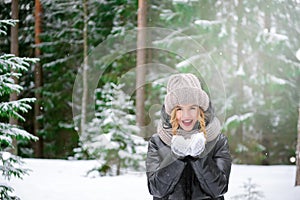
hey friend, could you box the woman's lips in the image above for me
[182,120,193,126]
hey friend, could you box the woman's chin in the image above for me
[180,125,194,131]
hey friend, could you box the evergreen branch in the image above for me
[0,19,18,36]
[0,123,38,149]
[0,183,15,200]
[0,54,39,72]
[0,152,30,190]
[0,98,36,122]
[0,73,23,96]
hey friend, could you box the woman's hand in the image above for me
[189,132,206,157]
[171,132,206,158]
[171,134,189,157]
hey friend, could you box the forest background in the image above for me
[0,0,299,177]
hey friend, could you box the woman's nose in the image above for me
[182,109,190,118]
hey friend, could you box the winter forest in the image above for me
[0,0,300,199]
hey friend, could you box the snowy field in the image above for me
[8,159,300,200]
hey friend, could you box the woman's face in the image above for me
[175,104,199,131]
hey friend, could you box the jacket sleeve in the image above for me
[190,134,232,198]
[146,135,186,198]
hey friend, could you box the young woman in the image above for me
[146,73,232,200]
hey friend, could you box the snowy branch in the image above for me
[0,123,38,148]
[0,19,18,36]
[0,98,36,122]
[0,54,39,72]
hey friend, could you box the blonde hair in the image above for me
[170,106,207,137]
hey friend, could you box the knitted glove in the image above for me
[171,132,206,158]
[171,135,189,158]
[188,132,206,157]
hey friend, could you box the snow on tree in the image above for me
[152,0,299,165]
[0,20,38,200]
[76,82,147,176]
[231,178,264,200]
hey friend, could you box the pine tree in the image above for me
[232,178,264,200]
[0,20,38,200]
[40,0,138,158]
[77,82,147,176]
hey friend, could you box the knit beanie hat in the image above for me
[164,73,210,115]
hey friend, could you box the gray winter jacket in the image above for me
[146,133,231,200]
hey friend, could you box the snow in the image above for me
[296,49,300,61]
[267,74,288,85]
[176,54,205,68]
[235,65,245,76]
[224,113,254,127]
[7,159,300,200]
[194,19,222,27]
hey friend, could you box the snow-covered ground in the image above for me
[8,159,300,200]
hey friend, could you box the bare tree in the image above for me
[81,0,88,135]
[296,100,300,186]
[136,0,147,129]
[294,5,300,185]
[236,0,245,142]
[9,0,19,155]
[34,0,43,157]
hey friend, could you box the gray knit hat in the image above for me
[164,73,209,115]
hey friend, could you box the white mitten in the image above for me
[171,135,190,157]
[188,132,206,157]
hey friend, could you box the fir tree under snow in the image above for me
[0,20,38,200]
[75,82,147,176]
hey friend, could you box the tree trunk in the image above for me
[34,0,43,158]
[236,0,245,151]
[81,0,88,135]
[136,0,147,129]
[9,0,19,155]
[296,103,300,186]
[260,4,271,165]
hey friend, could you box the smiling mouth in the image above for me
[182,120,193,126]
